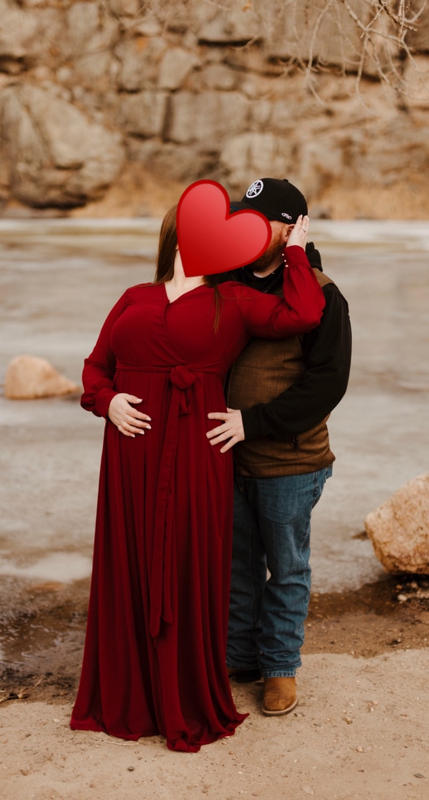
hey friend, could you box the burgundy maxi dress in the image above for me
[69,245,324,752]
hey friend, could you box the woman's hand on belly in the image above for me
[108,393,152,438]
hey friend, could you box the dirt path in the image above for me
[1,648,428,800]
[1,574,429,704]
[1,576,428,799]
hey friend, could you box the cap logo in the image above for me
[246,179,264,199]
[281,212,293,220]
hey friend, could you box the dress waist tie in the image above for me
[115,362,221,639]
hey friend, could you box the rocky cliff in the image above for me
[0,0,428,218]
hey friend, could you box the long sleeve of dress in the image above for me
[233,245,325,337]
[80,288,130,419]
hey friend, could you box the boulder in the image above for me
[126,138,218,182]
[63,2,119,86]
[365,474,429,574]
[158,48,200,90]
[4,355,78,399]
[66,1,100,47]
[130,14,162,37]
[264,0,400,77]
[167,90,248,144]
[115,36,167,91]
[196,63,237,91]
[297,137,346,198]
[117,90,168,137]
[343,117,429,187]
[403,55,429,110]
[265,0,367,67]
[0,0,39,72]
[0,84,125,208]
[109,0,140,16]
[162,1,210,35]
[219,132,292,191]
[240,72,284,99]
[197,4,260,43]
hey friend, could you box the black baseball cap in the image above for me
[230,178,307,224]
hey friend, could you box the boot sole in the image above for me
[262,697,298,716]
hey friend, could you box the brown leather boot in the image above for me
[262,677,297,715]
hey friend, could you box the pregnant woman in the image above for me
[69,203,324,752]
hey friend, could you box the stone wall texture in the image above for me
[0,0,428,218]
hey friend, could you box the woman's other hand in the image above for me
[286,214,309,250]
[108,393,152,438]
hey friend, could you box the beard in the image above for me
[247,236,283,273]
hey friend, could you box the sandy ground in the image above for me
[1,649,428,800]
[1,577,429,800]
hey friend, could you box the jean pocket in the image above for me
[311,466,332,507]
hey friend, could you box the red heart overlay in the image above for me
[176,180,272,277]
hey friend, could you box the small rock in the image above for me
[365,474,429,574]
[127,766,135,771]
[27,581,64,593]
[4,355,78,399]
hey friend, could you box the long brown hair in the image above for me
[153,204,223,333]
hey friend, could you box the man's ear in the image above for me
[283,223,294,243]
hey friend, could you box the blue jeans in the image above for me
[226,465,333,678]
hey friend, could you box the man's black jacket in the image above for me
[215,244,352,441]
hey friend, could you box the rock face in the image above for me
[365,474,429,575]
[5,355,79,399]
[0,84,125,207]
[0,0,428,216]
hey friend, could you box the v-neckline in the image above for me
[162,281,207,305]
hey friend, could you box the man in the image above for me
[206,177,351,715]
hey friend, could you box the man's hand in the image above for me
[305,241,322,270]
[108,393,152,438]
[206,407,245,453]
